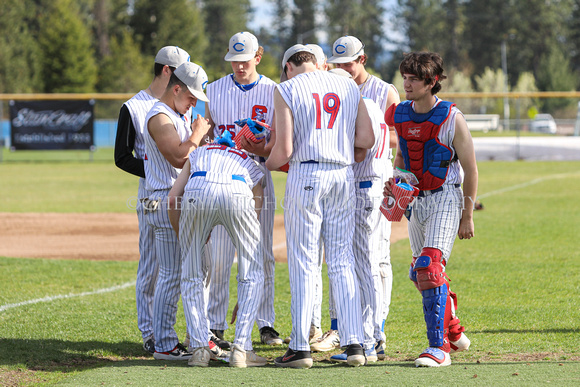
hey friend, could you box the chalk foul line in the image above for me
[0,281,135,313]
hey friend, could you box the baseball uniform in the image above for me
[180,144,264,352]
[351,97,393,350]
[205,74,277,334]
[277,70,365,352]
[143,101,191,353]
[114,91,158,346]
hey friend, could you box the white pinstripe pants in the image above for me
[145,189,182,352]
[285,162,364,351]
[206,167,275,331]
[180,180,264,351]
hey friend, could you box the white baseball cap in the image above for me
[281,44,315,69]
[327,36,365,64]
[174,62,209,102]
[155,46,190,67]
[305,44,326,66]
[328,68,352,78]
[224,32,259,62]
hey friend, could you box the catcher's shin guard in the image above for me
[413,248,451,351]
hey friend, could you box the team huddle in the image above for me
[114,32,478,369]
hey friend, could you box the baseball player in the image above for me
[114,46,190,354]
[319,35,400,357]
[383,51,476,367]
[266,44,375,369]
[167,133,268,368]
[144,61,210,360]
[204,31,282,348]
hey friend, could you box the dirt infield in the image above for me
[0,212,408,262]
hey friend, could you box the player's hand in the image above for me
[457,217,475,240]
[190,114,211,145]
[239,136,267,156]
[383,177,396,198]
[230,302,239,324]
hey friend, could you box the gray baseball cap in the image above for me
[155,46,190,67]
[224,32,259,62]
[305,44,326,66]
[327,36,365,64]
[281,44,315,69]
[174,62,209,102]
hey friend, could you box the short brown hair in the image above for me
[399,52,447,94]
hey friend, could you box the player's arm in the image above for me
[204,103,216,142]
[114,105,145,178]
[354,96,375,162]
[252,181,264,220]
[453,113,478,240]
[386,84,400,149]
[167,159,191,237]
[148,113,208,168]
[265,89,293,171]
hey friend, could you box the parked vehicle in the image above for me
[529,113,557,134]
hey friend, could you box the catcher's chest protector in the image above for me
[393,101,455,191]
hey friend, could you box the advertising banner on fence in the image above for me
[9,100,94,150]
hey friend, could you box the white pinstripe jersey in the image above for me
[185,145,264,190]
[409,98,464,185]
[352,98,390,180]
[124,90,157,160]
[359,75,399,113]
[144,102,192,191]
[277,71,361,165]
[206,74,276,140]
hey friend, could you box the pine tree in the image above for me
[37,0,98,93]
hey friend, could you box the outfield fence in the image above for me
[0,91,578,150]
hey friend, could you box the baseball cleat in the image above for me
[153,343,193,361]
[331,346,376,363]
[309,324,323,344]
[210,329,231,350]
[260,326,284,346]
[310,329,340,352]
[274,348,313,369]
[415,347,451,367]
[230,344,267,367]
[188,347,211,367]
[375,340,386,360]
[450,333,471,353]
[346,344,366,367]
[209,339,230,363]
[143,335,155,354]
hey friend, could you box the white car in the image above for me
[530,114,557,134]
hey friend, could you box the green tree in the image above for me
[38,0,98,93]
[202,0,251,79]
[290,0,317,46]
[536,45,578,112]
[131,0,207,64]
[443,70,478,114]
[0,0,44,93]
[474,67,506,115]
[97,31,150,93]
[512,72,539,122]
[325,0,385,69]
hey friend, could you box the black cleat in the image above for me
[274,348,313,369]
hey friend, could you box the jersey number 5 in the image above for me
[312,93,340,129]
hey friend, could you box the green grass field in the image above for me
[1,151,579,385]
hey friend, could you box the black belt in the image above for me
[418,184,460,197]
[190,171,245,183]
[301,160,318,164]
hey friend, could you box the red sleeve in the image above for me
[385,103,397,127]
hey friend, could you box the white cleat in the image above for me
[450,333,471,353]
[415,347,451,367]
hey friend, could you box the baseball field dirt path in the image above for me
[0,212,408,262]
